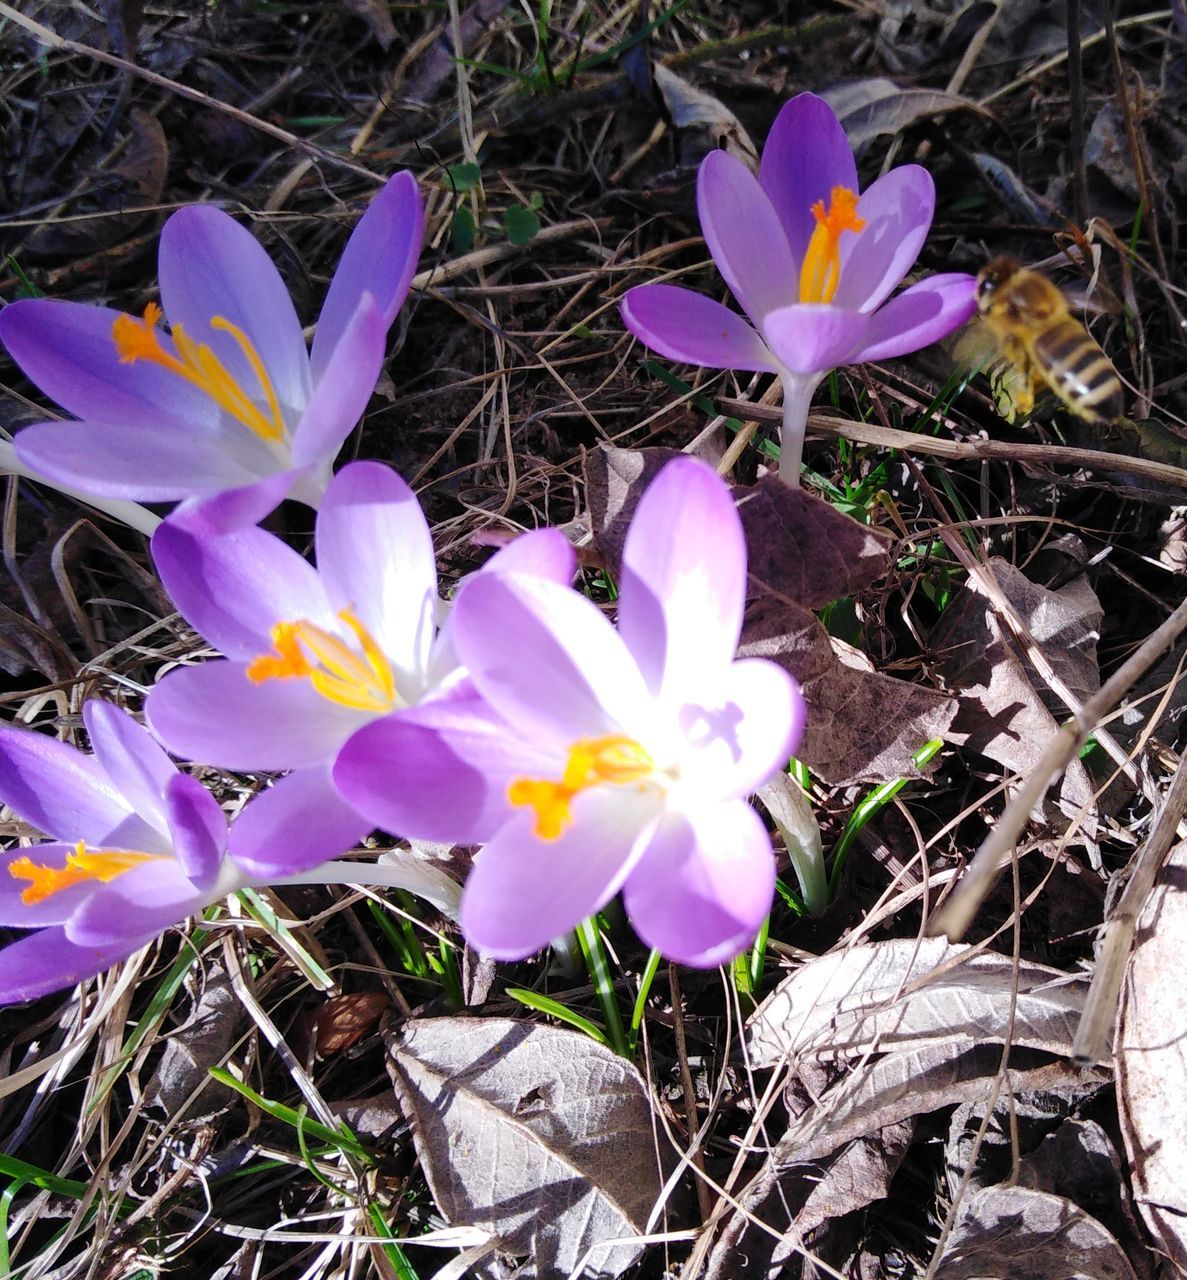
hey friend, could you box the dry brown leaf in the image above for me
[749,937,1087,1069]
[933,1185,1139,1280]
[339,0,397,50]
[651,64,759,169]
[314,992,390,1056]
[821,79,992,150]
[1117,837,1187,1274]
[741,596,956,784]
[386,1017,662,1278]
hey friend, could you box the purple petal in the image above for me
[82,701,175,836]
[459,790,661,960]
[759,92,858,266]
[151,519,332,660]
[334,693,557,844]
[229,766,373,876]
[481,528,576,584]
[0,720,139,845]
[66,860,204,948]
[624,801,774,967]
[158,205,312,414]
[620,285,779,372]
[164,773,226,890]
[148,661,369,771]
[453,573,652,744]
[14,420,267,501]
[677,657,804,798]
[0,843,101,927]
[0,926,143,1005]
[169,469,303,534]
[0,299,218,431]
[761,304,870,375]
[315,461,436,680]
[311,171,423,380]
[698,151,797,326]
[294,294,386,467]
[852,273,978,363]
[834,166,936,312]
[619,457,745,701]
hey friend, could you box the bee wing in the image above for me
[950,318,1031,425]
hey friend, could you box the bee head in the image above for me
[975,257,1021,312]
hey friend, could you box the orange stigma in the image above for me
[9,841,160,905]
[247,609,397,713]
[798,186,866,304]
[508,735,653,840]
[112,303,286,443]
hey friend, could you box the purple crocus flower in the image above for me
[145,460,575,874]
[334,457,805,967]
[0,702,460,1004]
[621,93,976,483]
[0,173,423,531]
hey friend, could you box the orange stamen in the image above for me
[798,186,867,304]
[9,840,160,906]
[509,735,653,840]
[112,303,286,443]
[247,609,397,713]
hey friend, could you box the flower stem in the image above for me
[777,375,821,487]
[576,917,629,1058]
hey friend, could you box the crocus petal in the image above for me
[0,299,219,432]
[334,692,558,845]
[481,528,576,584]
[14,420,267,501]
[82,702,175,837]
[229,766,372,876]
[459,790,661,960]
[0,844,101,928]
[762,304,870,375]
[169,469,302,535]
[147,662,367,771]
[66,861,203,948]
[676,657,804,800]
[620,285,779,372]
[315,461,436,681]
[0,926,144,1004]
[698,151,798,326]
[852,273,978,363]
[452,573,654,744]
[624,801,774,967]
[0,720,141,846]
[151,519,333,660]
[834,165,936,312]
[759,92,859,266]
[311,171,423,380]
[164,774,226,891]
[619,457,745,703]
[158,205,312,413]
[293,294,386,467]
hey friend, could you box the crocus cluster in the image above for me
[0,92,963,1004]
[621,92,977,483]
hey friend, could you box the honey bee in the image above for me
[972,256,1124,423]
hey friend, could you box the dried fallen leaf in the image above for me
[933,1185,1139,1280]
[1117,837,1187,1273]
[741,596,957,784]
[584,445,681,572]
[821,78,992,151]
[339,0,397,49]
[315,991,391,1056]
[651,64,759,169]
[386,1017,662,1278]
[749,937,1087,1069]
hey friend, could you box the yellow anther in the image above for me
[798,186,867,304]
[9,841,159,906]
[509,735,654,840]
[112,303,286,443]
[247,610,397,713]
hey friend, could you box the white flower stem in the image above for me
[0,441,161,536]
[270,855,462,919]
[777,375,821,487]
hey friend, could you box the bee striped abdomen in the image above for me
[1032,318,1124,422]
